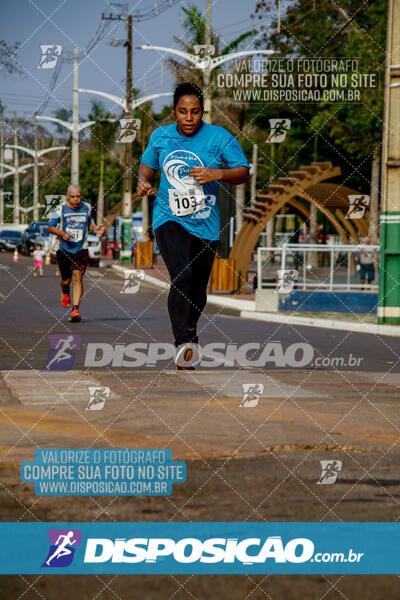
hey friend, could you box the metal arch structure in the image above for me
[229,162,371,293]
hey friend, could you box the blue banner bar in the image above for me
[0,522,399,574]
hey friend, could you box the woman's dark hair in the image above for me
[173,82,204,110]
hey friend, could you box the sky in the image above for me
[0,0,269,131]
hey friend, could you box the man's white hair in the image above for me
[67,184,81,195]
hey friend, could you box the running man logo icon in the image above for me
[86,386,110,410]
[42,529,82,567]
[43,334,82,371]
[275,270,299,294]
[118,119,141,143]
[37,45,63,69]
[317,460,342,485]
[44,195,66,219]
[345,195,370,219]
[239,383,264,408]
[267,119,291,143]
[121,269,145,294]
[191,45,215,69]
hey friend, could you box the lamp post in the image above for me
[6,118,68,220]
[37,114,102,185]
[136,46,276,125]
[0,162,44,223]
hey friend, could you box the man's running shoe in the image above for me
[69,307,81,322]
[175,343,200,368]
[61,293,71,308]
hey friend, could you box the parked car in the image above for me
[21,221,50,255]
[0,230,23,252]
[86,233,101,266]
[49,232,101,267]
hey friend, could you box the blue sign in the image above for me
[0,522,399,574]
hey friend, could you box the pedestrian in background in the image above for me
[357,236,376,288]
[33,243,45,277]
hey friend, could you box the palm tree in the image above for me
[166,4,257,132]
[87,100,118,225]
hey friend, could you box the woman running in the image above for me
[137,82,250,369]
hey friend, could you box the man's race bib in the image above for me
[168,188,206,217]
[66,227,83,242]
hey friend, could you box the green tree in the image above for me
[0,40,23,75]
[40,151,123,218]
[53,108,73,136]
[87,100,118,224]
[249,0,387,193]
[165,4,256,132]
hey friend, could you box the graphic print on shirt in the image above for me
[163,150,209,218]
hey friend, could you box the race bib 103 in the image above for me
[168,189,206,217]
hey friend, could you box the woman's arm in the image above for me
[189,165,250,185]
[137,163,157,196]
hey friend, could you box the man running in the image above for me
[48,185,105,322]
[137,82,250,369]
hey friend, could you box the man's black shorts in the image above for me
[56,249,90,280]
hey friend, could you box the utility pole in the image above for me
[203,0,212,124]
[72,46,79,185]
[141,107,149,239]
[378,0,400,324]
[13,111,19,224]
[101,12,133,264]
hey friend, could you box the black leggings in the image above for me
[155,221,218,347]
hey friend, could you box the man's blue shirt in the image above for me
[140,122,249,241]
[48,201,92,254]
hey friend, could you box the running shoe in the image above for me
[61,293,71,308]
[69,307,81,322]
[175,343,200,368]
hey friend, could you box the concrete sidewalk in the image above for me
[105,259,400,338]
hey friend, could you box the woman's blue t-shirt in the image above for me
[140,122,249,241]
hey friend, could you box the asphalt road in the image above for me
[0,252,399,373]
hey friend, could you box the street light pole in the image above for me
[72,46,79,185]
[378,0,400,324]
[5,140,68,220]
[120,14,133,264]
[13,111,19,224]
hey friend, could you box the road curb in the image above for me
[240,310,400,337]
[110,264,400,336]
[110,264,254,311]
